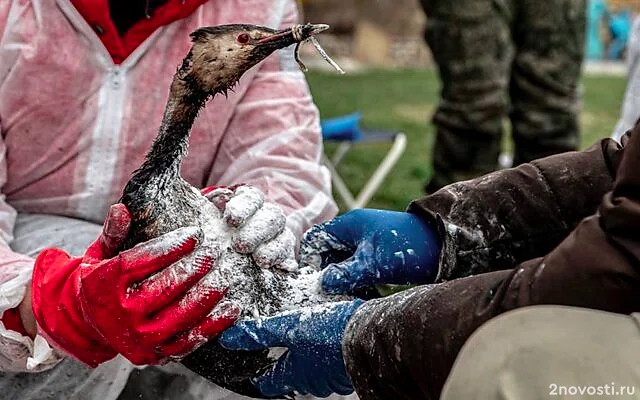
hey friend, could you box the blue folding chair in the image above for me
[320,113,407,209]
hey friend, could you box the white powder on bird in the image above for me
[167,190,349,319]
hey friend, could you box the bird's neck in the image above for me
[137,78,210,178]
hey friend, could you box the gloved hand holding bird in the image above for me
[31,21,356,399]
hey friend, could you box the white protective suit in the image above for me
[612,16,640,141]
[0,0,341,398]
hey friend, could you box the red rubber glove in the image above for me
[32,204,240,367]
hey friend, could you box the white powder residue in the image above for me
[171,190,350,319]
[281,266,350,311]
[126,225,219,296]
[224,186,263,228]
[253,229,296,269]
[299,228,350,269]
[233,203,286,254]
[394,343,402,362]
[394,250,405,265]
[135,224,204,257]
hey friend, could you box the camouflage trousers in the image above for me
[420,0,586,192]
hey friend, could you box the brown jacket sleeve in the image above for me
[407,136,626,281]
[343,131,639,400]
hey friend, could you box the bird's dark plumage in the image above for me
[117,24,337,398]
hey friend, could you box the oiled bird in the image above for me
[120,23,327,248]
[117,23,343,398]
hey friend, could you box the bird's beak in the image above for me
[255,23,330,47]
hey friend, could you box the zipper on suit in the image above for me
[78,65,126,221]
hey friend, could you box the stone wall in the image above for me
[299,0,431,68]
[608,0,640,13]
[298,0,359,34]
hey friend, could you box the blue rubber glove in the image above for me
[218,300,364,398]
[300,209,442,295]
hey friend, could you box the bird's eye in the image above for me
[236,33,251,44]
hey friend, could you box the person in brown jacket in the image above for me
[218,122,640,399]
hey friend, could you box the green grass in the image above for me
[306,69,627,212]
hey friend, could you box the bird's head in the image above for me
[178,23,328,97]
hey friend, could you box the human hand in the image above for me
[32,204,240,367]
[219,300,364,398]
[202,185,297,271]
[300,209,442,295]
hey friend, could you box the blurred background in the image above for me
[295,0,634,212]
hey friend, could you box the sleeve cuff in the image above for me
[0,261,64,372]
[406,203,457,283]
[0,322,62,372]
